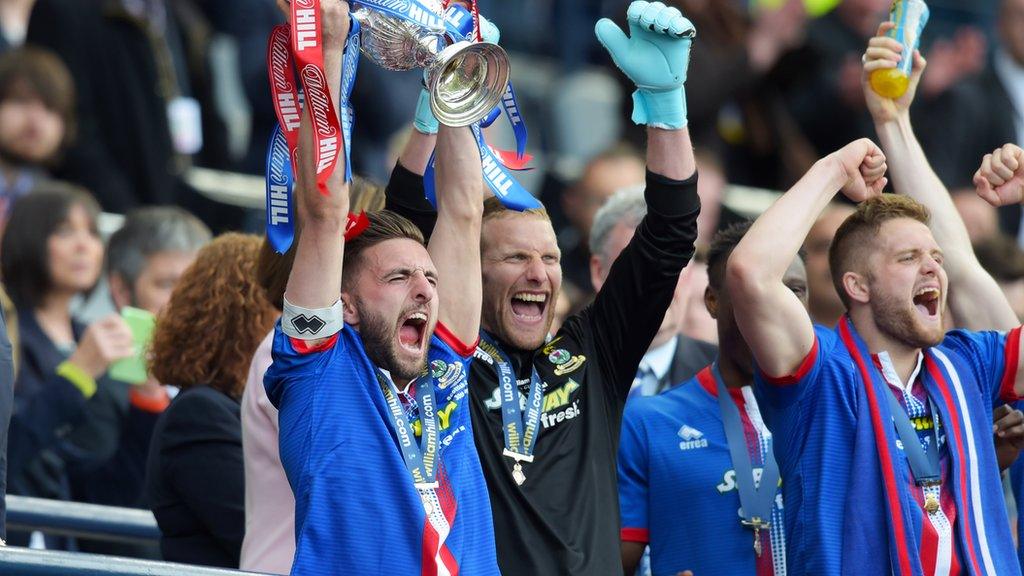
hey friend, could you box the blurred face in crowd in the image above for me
[805,205,854,326]
[707,257,808,374]
[1001,0,1024,65]
[46,203,103,296]
[110,251,200,316]
[952,189,999,244]
[848,219,948,349]
[564,156,645,240]
[481,213,562,351]
[591,220,687,347]
[0,86,64,166]
[344,239,439,383]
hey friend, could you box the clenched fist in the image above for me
[974,143,1024,207]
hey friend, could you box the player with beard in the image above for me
[396,3,700,574]
[262,1,498,574]
[726,29,1024,573]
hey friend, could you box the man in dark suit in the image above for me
[589,187,717,397]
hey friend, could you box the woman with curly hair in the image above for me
[143,233,276,569]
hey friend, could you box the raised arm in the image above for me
[973,143,1024,397]
[728,140,887,377]
[283,1,351,320]
[863,22,1017,332]
[428,125,484,344]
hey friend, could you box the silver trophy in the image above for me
[352,2,509,127]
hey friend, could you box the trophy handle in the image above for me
[426,41,510,127]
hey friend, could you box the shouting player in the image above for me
[726,22,1024,576]
[264,1,498,573]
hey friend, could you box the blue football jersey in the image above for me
[618,366,785,576]
[754,320,1021,576]
[264,321,499,576]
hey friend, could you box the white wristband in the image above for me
[282,297,345,340]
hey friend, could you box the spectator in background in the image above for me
[589,187,716,397]
[934,0,1024,241]
[975,234,1024,321]
[241,177,383,575]
[0,47,73,235]
[676,251,718,344]
[952,187,1001,243]
[802,202,854,326]
[0,184,133,548]
[145,233,275,569]
[25,0,237,231]
[559,145,645,297]
[66,206,210,558]
[667,0,819,189]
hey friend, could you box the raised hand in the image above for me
[862,21,926,124]
[829,138,888,202]
[974,143,1024,207]
[994,404,1024,470]
[595,0,695,128]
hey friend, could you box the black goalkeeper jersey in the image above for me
[387,164,701,575]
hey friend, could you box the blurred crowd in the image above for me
[2,0,1024,572]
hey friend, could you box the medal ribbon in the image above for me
[376,371,440,487]
[265,126,296,253]
[713,364,781,528]
[355,0,447,32]
[479,332,544,460]
[290,0,344,196]
[266,25,301,253]
[422,124,541,211]
[265,11,361,253]
[884,386,941,485]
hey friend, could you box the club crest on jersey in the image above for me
[553,355,586,376]
[548,349,571,365]
[678,425,708,451]
[430,359,463,390]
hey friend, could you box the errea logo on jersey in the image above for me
[678,425,708,451]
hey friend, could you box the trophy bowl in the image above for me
[426,41,509,127]
[353,5,510,127]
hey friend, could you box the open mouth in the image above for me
[398,311,428,353]
[912,287,940,318]
[510,292,548,324]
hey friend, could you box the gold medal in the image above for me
[924,494,940,514]
[512,462,526,486]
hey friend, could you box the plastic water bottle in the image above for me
[869,0,930,99]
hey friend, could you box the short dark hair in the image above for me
[107,207,211,289]
[340,210,425,291]
[0,47,76,148]
[258,176,386,310]
[1,182,100,308]
[707,220,806,290]
[828,194,930,308]
[707,221,754,290]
